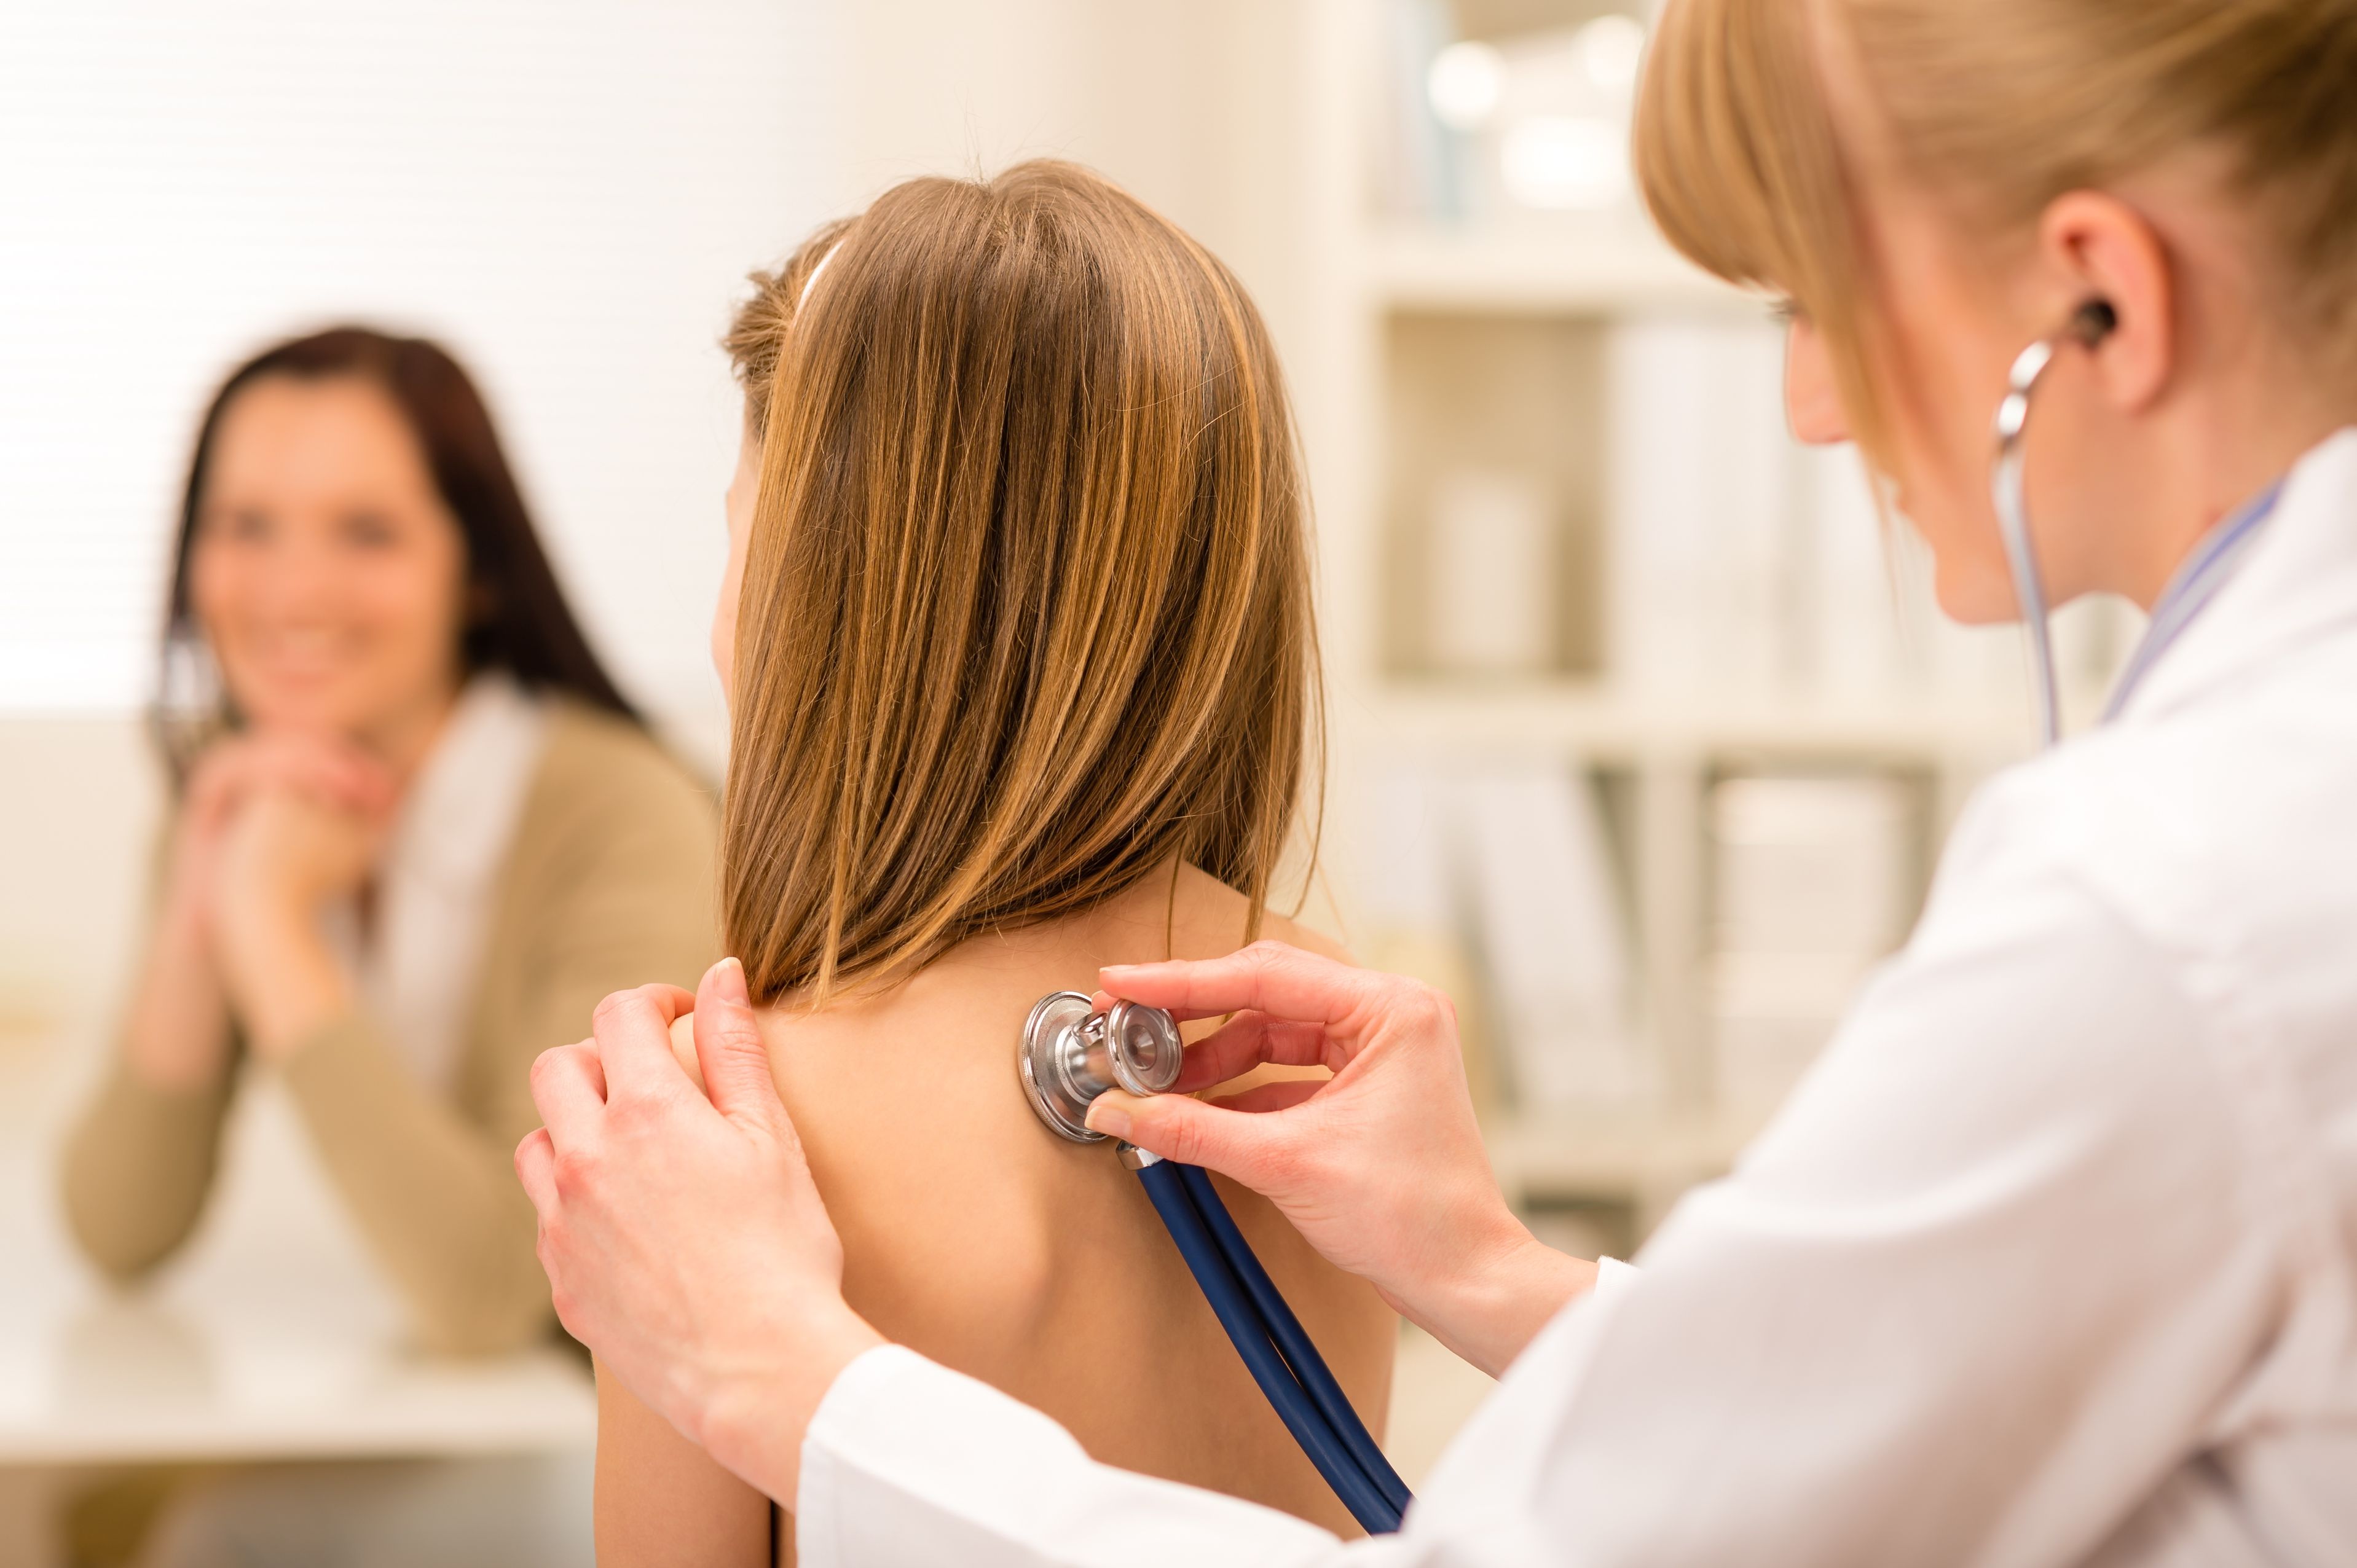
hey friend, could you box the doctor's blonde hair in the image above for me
[718,162,1318,1005]
[1634,0,2357,467]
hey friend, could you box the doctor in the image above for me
[517,0,2357,1561]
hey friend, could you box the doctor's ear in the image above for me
[2036,190,2172,411]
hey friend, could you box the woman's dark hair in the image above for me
[158,326,637,770]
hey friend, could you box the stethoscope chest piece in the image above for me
[1018,990,1186,1142]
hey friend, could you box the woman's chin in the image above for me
[1924,552,2027,627]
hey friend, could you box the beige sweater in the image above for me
[60,700,718,1355]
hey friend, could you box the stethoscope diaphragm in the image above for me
[1017,990,1185,1142]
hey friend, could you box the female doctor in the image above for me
[517,0,2357,1561]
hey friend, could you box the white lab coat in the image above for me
[794,428,2357,1568]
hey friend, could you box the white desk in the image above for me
[0,1076,594,1551]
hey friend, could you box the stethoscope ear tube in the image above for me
[1990,304,2114,750]
[1992,337,2064,749]
[1129,1152,1412,1534]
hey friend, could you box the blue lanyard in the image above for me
[2102,481,2285,723]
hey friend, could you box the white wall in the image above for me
[836,0,1315,384]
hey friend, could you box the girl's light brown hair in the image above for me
[1632,0,2357,466]
[720,161,1319,1005]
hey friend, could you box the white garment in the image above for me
[322,673,548,1091]
[794,428,2357,1568]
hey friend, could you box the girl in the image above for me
[592,163,1396,1562]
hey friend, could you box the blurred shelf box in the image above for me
[1420,467,1561,676]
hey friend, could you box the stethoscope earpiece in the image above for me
[2069,298,2118,347]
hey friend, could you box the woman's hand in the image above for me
[210,777,387,1060]
[516,958,884,1506]
[170,732,394,921]
[214,780,384,919]
[1086,941,1596,1376]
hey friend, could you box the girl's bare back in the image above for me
[598,865,1394,1562]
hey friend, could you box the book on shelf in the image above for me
[1363,762,1650,1117]
[1461,766,1651,1112]
[1605,315,1792,695]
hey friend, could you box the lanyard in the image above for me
[2101,482,2284,724]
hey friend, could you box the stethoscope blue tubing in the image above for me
[1173,1162,1415,1519]
[1132,1158,1412,1533]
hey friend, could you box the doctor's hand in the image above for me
[1087,941,1596,1377]
[516,959,883,1505]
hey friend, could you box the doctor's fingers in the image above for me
[691,958,790,1136]
[592,984,701,1101]
[1100,940,1398,1030]
[1206,1079,1326,1116]
[529,1040,609,1139]
[1170,1011,1337,1092]
[1088,1086,1313,1191]
[514,1126,558,1213]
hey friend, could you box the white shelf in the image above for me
[1366,225,1753,316]
[1359,681,2050,762]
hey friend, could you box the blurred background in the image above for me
[0,1,2141,1562]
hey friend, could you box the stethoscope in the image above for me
[1990,299,2117,748]
[1018,993,1415,1534]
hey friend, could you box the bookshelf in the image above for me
[1293,0,2079,1239]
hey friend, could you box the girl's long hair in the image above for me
[720,161,1322,1004]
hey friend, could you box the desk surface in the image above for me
[0,1080,596,1468]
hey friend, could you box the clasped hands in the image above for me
[517,941,1595,1510]
[165,731,395,1065]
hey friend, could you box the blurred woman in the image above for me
[592,165,1394,1564]
[59,327,716,1566]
